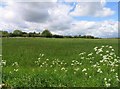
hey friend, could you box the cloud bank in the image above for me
[0,1,118,38]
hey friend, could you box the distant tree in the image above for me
[28,32,34,37]
[64,36,73,38]
[34,33,41,37]
[74,35,80,38]
[81,35,95,39]
[41,29,52,37]
[53,35,64,38]
[8,33,13,37]
[0,31,2,37]
[13,30,22,37]
[2,31,9,37]
[22,32,29,37]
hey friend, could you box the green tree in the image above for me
[2,31,9,37]
[41,29,52,37]
[22,32,29,37]
[13,30,22,37]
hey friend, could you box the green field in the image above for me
[1,38,120,88]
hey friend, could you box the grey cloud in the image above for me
[16,2,55,23]
[49,21,71,31]
[1,2,118,38]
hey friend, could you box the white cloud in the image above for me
[47,4,73,31]
[70,2,114,17]
[0,1,118,38]
[0,2,55,23]
[64,20,118,38]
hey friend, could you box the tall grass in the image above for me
[1,38,120,88]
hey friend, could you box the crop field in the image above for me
[1,38,120,88]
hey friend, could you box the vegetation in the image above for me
[41,29,52,38]
[13,30,22,37]
[0,30,98,39]
[1,38,120,88]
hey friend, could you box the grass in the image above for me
[1,38,120,88]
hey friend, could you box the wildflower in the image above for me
[64,63,67,65]
[93,64,97,67]
[61,67,65,70]
[61,62,63,65]
[105,83,111,87]
[64,70,67,72]
[101,46,104,47]
[100,60,103,63]
[40,65,43,68]
[15,62,18,65]
[90,61,92,63]
[115,64,118,67]
[117,56,120,59]
[74,72,76,74]
[106,51,109,53]
[104,78,107,81]
[111,49,114,51]
[115,73,118,76]
[110,52,114,55]
[14,69,18,72]
[114,59,118,63]
[96,52,99,54]
[46,59,49,61]
[110,69,115,72]
[54,69,56,72]
[81,57,84,59]
[114,55,117,57]
[103,55,108,60]
[116,78,120,82]
[0,84,5,89]
[79,63,82,65]
[41,54,44,57]
[103,63,106,66]
[74,68,79,71]
[72,60,75,62]
[94,47,98,51]
[88,53,93,56]
[1,60,6,66]
[97,68,103,73]
[45,64,48,67]
[109,46,112,48]
[89,76,91,78]
[100,54,103,56]
[77,62,79,65]
[82,68,87,72]
[12,62,19,67]
[85,73,87,75]
[38,58,41,60]
[108,79,111,82]
[98,48,103,53]
[118,60,120,63]
[79,52,86,55]
[106,45,109,47]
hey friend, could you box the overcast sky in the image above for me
[0,0,118,38]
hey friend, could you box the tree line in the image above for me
[0,29,99,39]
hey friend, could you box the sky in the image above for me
[0,0,119,38]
